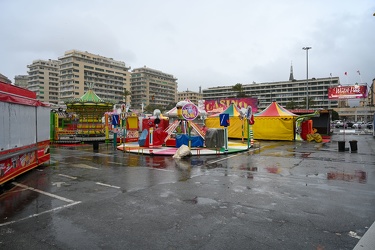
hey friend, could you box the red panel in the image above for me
[301,120,313,140]
[142,118,169,131]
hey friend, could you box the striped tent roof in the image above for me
[210,103,242,117]
[255,101,297,117]
[79,89,103,103]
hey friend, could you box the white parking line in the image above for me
[95,182,121,189]
[148,167,174,172]
[12,182,75,203]
[107,161,124,165]
[0,182,82,227]
[0,201,81,227]
[58,174,77,179]
[207,154,238,164]
[72,163,98,169]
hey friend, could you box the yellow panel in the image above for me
[127,116,138,129]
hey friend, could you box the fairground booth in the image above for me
[253,101,297,141]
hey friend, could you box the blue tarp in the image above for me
[176,134,204,147]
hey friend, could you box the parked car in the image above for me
[335,121,352,128]
[367,122,373,129]
[335,121,345,128]
[353,122,364,129]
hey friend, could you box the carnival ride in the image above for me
[51,93,325,155]
[117,101,253,156]
[65,88,114,137]
[51,87,114,143]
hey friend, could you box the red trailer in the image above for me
[0,81,50,185]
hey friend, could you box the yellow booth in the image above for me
[205,104,248,139]
[253,101,297,141]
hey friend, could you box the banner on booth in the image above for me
[328,85,367,99]
[205,98,258,113]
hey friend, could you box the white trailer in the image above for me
[0,81,50,185]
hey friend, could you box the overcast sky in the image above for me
[1,0,374,96]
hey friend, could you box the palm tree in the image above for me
[123,89,131,104]
[232,83,246,97]
[286,101,299,110]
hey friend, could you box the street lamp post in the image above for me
[302,46,312,110]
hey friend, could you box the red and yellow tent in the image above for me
[205,104,247,138]
[253,102,297,141]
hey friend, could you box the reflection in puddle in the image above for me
[265,165,281,174]
[327,170,367,183]
[175,159,191,181]
[182,196,218,205]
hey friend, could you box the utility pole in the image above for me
[302,47,312,110]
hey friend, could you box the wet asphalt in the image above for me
[0,131,375,250]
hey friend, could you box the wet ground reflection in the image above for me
[327,170,367,183]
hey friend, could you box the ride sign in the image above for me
[112,115,119,125]
[181,103,199,120]
[220,113,230,126]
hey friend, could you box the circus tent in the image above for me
[253,101,297,141]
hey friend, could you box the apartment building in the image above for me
[178,88,203,104]
[0,73,12,84]
[130,66,178,110]
[14,75,29,89]
[27,59,60,104]
[58,50,131,104]
[203,77,341,110]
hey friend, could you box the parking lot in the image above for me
[1,132,375,249]
[333,120,373,130]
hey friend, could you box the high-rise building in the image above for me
[14,75,29,89]
[27,59,60,104]
[130,66,178,110]
[58,50,131,104]
[202,77,340,110]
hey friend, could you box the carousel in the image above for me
[63,86,114,140]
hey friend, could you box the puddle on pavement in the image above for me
[182,196,218,205]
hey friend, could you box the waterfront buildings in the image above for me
[58,50,131,104]
[0,73,12,84]
[14,75,28,89]
[202,77,340,110]
[177,88,203,103]
[27,59,60,104]
[4,49,374,122]
[130,66,178,110]
[202,77,375,122]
